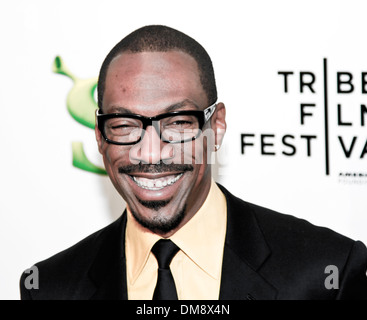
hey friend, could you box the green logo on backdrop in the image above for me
[53,56,107,175]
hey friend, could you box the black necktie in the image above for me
[151,239,180,300]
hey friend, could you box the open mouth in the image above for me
[130,173,184,191]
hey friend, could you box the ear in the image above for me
[211,102,226,150]
[95,123,104,154]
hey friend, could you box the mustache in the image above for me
[118,162,194,174]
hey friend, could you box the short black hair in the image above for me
[97,25,217,109]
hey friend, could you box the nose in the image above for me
[129,124,174,164]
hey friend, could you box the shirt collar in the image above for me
[125,210,161,285]
[125,179,227,284]
[170,180,227,279]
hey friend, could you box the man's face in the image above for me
[96,51,223,236]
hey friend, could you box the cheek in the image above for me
[183,137,208,165]
[102,145,131,171]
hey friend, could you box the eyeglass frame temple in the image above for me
[204,103,217,123]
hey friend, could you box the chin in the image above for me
[130,203,187,235]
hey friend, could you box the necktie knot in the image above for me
[151,239,180,269]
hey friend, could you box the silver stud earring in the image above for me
[214,144,220,151]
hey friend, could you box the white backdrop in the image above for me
[1,0,366,300]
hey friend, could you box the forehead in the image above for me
[102,51,207,115]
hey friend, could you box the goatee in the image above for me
[131,202,186,235]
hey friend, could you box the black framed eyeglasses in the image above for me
[96,103,217,145]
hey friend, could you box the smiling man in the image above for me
[20,25,367,300]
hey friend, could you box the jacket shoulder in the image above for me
[246,198,356,254]
[218,183,367,299]
[20,214,125,300]
[219,183,356,249]
[245,200,367,299]
[38,215,123,270]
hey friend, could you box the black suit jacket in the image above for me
[20,184,367,300]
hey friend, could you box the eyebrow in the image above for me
[107,99,200,114]
[165,99,200,112]
[108,106,134,114]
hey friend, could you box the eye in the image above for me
[163,115,198,129]
[105,118,142,136]
[171,120,193,126]
[111,124,137,129]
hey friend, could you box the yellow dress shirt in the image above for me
[125,180,227,300]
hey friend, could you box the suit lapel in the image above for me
[218,184,278,300]
[88,213,128,300]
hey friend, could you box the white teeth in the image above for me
[132,173,183,190]
[147,180,154,188]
